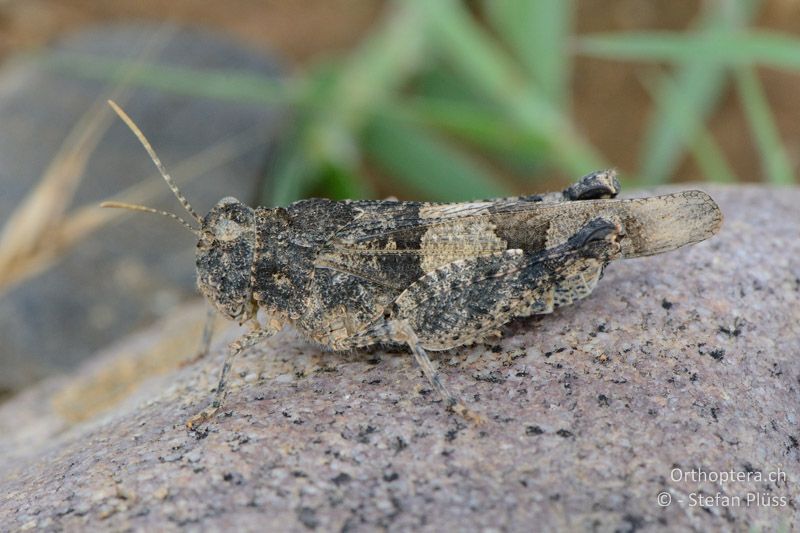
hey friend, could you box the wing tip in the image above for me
[620,189,724,258]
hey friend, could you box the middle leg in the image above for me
[384,319,484,422]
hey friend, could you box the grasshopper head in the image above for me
[101,102,259,323]
[196,197,257,322]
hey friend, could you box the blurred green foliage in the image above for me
[47,0,798,203]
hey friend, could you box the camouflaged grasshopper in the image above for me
[102,102,723,428]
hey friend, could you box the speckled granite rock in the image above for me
[0,185,798,532]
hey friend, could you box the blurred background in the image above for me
[0,0,798,403]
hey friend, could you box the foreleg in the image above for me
[186,327,275,429]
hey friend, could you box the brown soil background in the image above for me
[0,0,799,184]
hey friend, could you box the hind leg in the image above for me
[352,222,622,420]
[387,320,455,407]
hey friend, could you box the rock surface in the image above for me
[0,185,798,531]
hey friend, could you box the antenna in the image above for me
[107,100,203,225]
[101,201,200,236]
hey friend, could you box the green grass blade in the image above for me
[313,164,375,200]
[328,2,428,127]
[483,0,574,109]
[688,130,738,184]
[399,97,550,164]
[635,0,759,184]
[412,0,605,177]
[628,0,760,185]
[263,3,431,204]
[638,67,729,185]
[262,66,340,205]
[268,144,318,206]
[639,73,737,184]
[409,66,552,164]
[363,114,509,201]
[267,118,368,205]
[735,67,795,184]
[576,30,800,70]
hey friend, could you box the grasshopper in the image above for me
[102,102,723,428]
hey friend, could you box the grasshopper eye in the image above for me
[197,233,214,248]
[202,197,254,242]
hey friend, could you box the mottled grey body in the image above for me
[196,171,721,352]
[185,170,722,426]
